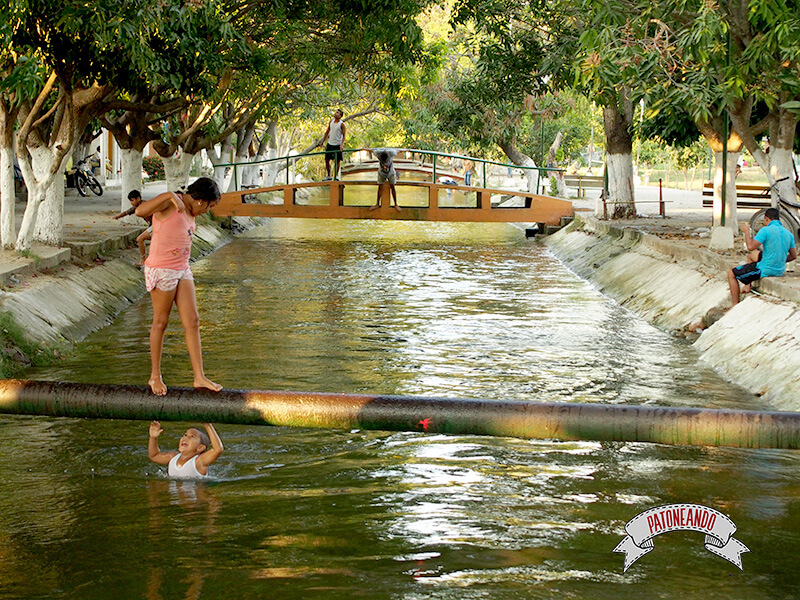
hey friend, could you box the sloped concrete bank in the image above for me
[544,215,800,409]
[0,216,261,371]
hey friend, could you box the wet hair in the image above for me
[191,427,211,449]
[187,177,221,203]
[379,151,389,163]
[127,189,141,200]
[765,207,780,221]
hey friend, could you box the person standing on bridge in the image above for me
[319,109,346,181]
[367,148,401,211]
[728,207,797,305]
[136,177,223,396]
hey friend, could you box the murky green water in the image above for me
[4,220,799,599]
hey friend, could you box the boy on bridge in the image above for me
[367,148,401,211]
[319,109,346,181]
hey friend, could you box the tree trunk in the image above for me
[0,141,15,249]
[603,103,635,218]
[712,150,740,230]
[768,146,795,206]
[262,121,281,186]
[119,148,144,209]
[730,105,798,202]
[0,102,19,249]
[546,131,567,197]
[695,118,743,240]
[206,137,233,190]
[498,138,539,193]
[229,122,257,192]
[16,145,62,251]
[162,151,194,191]
[34,160,68,246]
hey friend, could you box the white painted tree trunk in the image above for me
[16,146,59,251]
[162,151,194,191]
[712,151,739,230]
[769,146,795,205]
[205,146,228,190]
[262,122,281,186]
[553,173,568,198]
[0,144,15,248]
[119,148,144,210]
[264,147,281,186]
[34,165,67,246]
[240,156,260,188]
[226,153,249,192]
[604,152,634,217]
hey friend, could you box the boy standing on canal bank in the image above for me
[148,421,223,479]
[113,190,153,265]
[728,208,797,305]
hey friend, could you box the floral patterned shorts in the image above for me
[144,266,193,292]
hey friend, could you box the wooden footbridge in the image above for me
[211,149,573,225]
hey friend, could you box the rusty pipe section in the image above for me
[1,379,800,449]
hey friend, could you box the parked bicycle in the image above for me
[72,155,103,197]
[750,176,800,244]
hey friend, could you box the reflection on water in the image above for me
[5,219,799,599]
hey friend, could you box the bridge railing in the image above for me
[216,148,563,195]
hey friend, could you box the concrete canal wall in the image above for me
[544,215,800,409]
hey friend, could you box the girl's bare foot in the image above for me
[149,376,167,396]
[194,376,223,392]
[394,205,402,212]
[369,204,380,211]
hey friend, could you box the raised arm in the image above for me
[148,421,176,465]
[740,223,762,252]
[195,423,224,469]
[135,191,183,219]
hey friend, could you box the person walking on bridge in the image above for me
[319,109,346,181]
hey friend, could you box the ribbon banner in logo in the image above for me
[614,504,749,572]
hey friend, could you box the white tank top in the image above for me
[168,454,206,479]
[328,119,344,146]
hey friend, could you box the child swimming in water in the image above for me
[148,421,223,479]
[135,177,222,396]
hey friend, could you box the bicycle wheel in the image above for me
[87,176,103,196]
[75,175,89,197]
[750,208,800,244]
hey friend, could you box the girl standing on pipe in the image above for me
[135,177,223,396]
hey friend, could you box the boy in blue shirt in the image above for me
[728,208,797,305]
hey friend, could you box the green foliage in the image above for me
[636,138,670,167]
[672,139,706,171]
[0,311,62,378]
[142,156,165,180]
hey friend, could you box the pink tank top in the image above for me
[145,203,196,270]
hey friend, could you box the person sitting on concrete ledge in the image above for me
[728,207,797,305]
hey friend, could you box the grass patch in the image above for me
[0,311,67,378]
[15,249,41,262]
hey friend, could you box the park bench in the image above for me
[701,182,770,208]
[564,174,605,197]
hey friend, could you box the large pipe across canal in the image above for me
[1,379,799,449]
